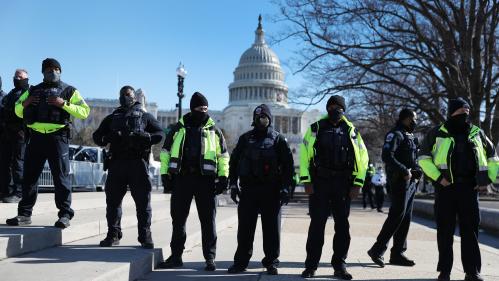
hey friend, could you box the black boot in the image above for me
[389,254,415,266]
[437,272,450,281]
[333,269,353,280]
[138,233,154,249]
[367,249,385,267]
[54,217,71,229]
[301,268,316,278]
[205,259,216,271]
[6,215,32,226]
[159,256,183,268]
[100,235,120,247]
[227,264,246,274]
[266,265,278,275]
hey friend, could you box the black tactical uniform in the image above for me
[228,104,294,275]
[305,118,355,271]
[418,98,498,281]
[368,111,420,267]
[93,88,163,248]
[0,79,29,202]
[6,59,90,229]
[160,92,229,272]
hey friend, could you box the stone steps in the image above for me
[0,205,237,281]
[0,193,171,260]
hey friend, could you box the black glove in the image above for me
[215,176,228,195]
[162,174,173,193]
[411,169,423,180]
[230,185,240,204]
[280,188,290,206]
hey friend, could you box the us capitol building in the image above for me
[76,16,321,162]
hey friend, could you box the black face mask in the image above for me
[43,70,61,83]
[254,116,270,130]
[328,108,344,123]
[447,113,470,134]
[13,78,29,90]
[191,110,208,125]
[119,95,135,108]
[407,120,417,132]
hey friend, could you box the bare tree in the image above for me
[275,0,499,145]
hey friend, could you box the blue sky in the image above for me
[0,0,319,111]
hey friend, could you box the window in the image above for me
[292,117,299,134]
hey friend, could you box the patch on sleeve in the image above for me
[385,133,394,143]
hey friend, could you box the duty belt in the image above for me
[453,176,476,185]
[180,166,201,175]
[315,166,349,178]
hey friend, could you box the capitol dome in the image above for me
[228,15,289,107]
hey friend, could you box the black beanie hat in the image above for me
[447,97,470,116]
[326,95,346,111]
[190,92,208,111]
[398,108,415,121]
[42,58,62,73]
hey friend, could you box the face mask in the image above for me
[13,78,29,90]
[450,113,470,125]
[43,70,61,83]
[255,116,270,129]
[191,110,208,124]
[119,95,135,108]
[407,120,417,132]
[328,108,343,123]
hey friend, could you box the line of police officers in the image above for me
[1,59,497,280]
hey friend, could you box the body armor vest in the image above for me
[314,123,353,170]
[238,129,280,182]
[24,82,74,125]
[109,105,148,158]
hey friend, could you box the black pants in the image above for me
[435,185,481,275]
[362,184,375,209]
[375,184,385,209]
[233,185,281,268]
[170,174,216,261]
[0,133,25,197]
[371,178,416,256]
[305,175,351,271]
[18,131,73,219]
[105,159,152,241]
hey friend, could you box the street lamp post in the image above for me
[176,62,187,121]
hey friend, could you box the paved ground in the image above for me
[143,202,499,281]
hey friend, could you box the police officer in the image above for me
[362,164,375,209]
[159,92,229,271]
[0,69,30,203]
[92,86,163,248]
[418,98,498,281]
[368,108,422,267]
[6,58,90,228]
[227,104,294,275]
[371,167,386,212]
[300,95,369,280]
